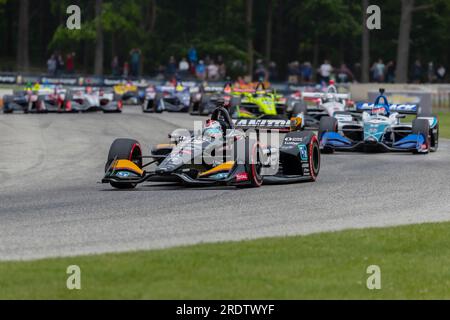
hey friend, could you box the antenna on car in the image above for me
[379,88,385,95]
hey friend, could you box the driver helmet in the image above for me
[224,84,232,94]
[372,104,388,116]
[176,84,184,92]
[203,120,223,140]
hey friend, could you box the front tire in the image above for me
[318,116,338,154]
[430,123,439,153]
[105,138,143,189]
[236,140,263,188]
[412,118,430,154]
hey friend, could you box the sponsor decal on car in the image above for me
[236,172,248,182]
[233,119,291,128]
[298,145,308,161]
[116,171,131,178]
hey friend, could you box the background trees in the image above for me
[0,0,449,81]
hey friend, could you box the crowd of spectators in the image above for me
[155,47,227,81]
[45,48,448,85]
[47,52,75,76]
[287,58,447,85]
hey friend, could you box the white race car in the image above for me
[299,84,353,128]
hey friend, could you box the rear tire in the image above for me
[198,95,210,115]
[431,123,439,152]
[412,118,430,154]
[105,138,143,189]
[318,116,338,154]
[308,135,321,181]
[291,101,307,117]
[228,96,241,117]
[2,96,13,113]
[154,93,163,113]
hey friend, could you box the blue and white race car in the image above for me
[318,89,439,154]
[142,82,200,113]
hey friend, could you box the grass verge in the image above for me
[1,222,450,299]
[437,112,450,139]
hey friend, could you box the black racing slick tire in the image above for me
[291,101,308,116]
[308,135,321,182]
[105,138,143,189]
[235,140,263,188]
[318,116,338,154]
[247,142,264,187]
[154,93,163,113]
[431,122,439,153]
[2,96,13,113]
[412,118,430,154]
[418,114,439,153]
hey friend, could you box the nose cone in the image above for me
[156,157,184,174]
[155,167,169,175]
[366,136,378,144]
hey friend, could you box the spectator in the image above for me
[123,62,129,77]
[167,56,178,78]
[66,53,75,74]
[319,60,333,84]
[130,48,141,77]
[188,46,198,65]
[196,60,206,80]
[111,56,120,76]
[353,62,362,82]
[371,59,385,83]
[230,60,245,79]
[217,55,224,66]
[179,58,189,72]
[207,61,220,81]
[179,58,189,78]
[268,61,278,82]
[427,62,436,83]
[336,63,354,83]
[436,65,446,83]
[217,55,227,79]
[302,62,313,83]
[204,55,212,66]
[47,54,57,76]
[412,59,423,83]
[254,59,268,82]
[57,53,65,76]
[218,61,227,80]
[155,65,166,80]
[386,61,396,83]
[288,61,300,84]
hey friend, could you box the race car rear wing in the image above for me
[301,92,351,100]
[356,103,418,114]
[232,118,302,133]
[203,86,225,93]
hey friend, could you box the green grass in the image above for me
[437,112,450,138]
[1,222,450,300]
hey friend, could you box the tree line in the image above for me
[1,0,449,83]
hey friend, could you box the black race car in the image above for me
[102,106,320,189]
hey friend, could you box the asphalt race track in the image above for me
[1,107,449,260]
